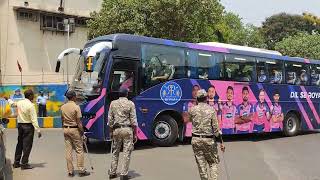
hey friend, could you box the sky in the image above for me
[220,0,320,26]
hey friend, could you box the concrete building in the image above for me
[0,0,102,85]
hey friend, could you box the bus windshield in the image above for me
[70,45,109,98]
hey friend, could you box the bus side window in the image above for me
[256,58,268,83]
[268,60,283,84]
[209,53,224,80]
[224,54,255,82]
[142,44,186,89]
[311,65,320,86]
[285,62,310,86]
[186,51,224,80]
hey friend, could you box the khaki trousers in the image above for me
[109,127,134,176]
[192,137,220,180]
[64,128,85,173]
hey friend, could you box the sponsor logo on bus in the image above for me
[160,81,182,105]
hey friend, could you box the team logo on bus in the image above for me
[160,81,182,105]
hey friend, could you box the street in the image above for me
[2,129,320,180]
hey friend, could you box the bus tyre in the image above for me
[283,113,300,136]
[152,115,178,147]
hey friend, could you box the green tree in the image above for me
[275,33,320,60]
[215,12,245,44]
[302,12,320,33]
[244,25,267,49]
[216,12,266,48]
[261,13,315,49]
[87,0,224,42]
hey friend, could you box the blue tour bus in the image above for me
[56,34,320,146]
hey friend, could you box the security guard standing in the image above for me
[108,88,137,180]
[188,89,225,180]
[61,90,90,177]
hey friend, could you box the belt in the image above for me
[18,123,32,126]
[63,125,78,128]
[192,133,214,138]
[113,125,132,129]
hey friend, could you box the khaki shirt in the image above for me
[108,97,137,128]
[188,102,219,137]
[61,101,82,127]
[8,99,40,132]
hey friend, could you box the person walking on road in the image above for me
[108,88,137,180]
[7,89,42,170]
[61,90,90,177]
[188,89,225,180]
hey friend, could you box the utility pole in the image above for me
[63,18,74,85]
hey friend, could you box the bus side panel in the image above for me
[289,85,320,130]
[133,93,185,140]
[131,79,319,140]
[81,88,107,140]
[132,98,151,140]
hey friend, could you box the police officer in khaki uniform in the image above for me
[108,88,137,180]
[188,89,225,180]
[61,90,90,177]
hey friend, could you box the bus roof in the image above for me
[198,42,282,56]
[87,34,320,65]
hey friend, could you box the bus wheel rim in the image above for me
[287,117,297,133]
[154,121,171,139]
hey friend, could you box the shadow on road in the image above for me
[222,130,319,142]
[30,162,47,168]
[128,170,142,179]
[86,140,157,154]
[86,131,319,153]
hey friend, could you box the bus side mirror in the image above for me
[85,56,94,72]
[55,60,61,73]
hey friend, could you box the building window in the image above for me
[76,18,88,27]
[40,14,75,33]
[17,11,37,21]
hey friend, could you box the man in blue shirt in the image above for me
[36,91,48,117]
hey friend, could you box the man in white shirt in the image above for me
[36,91,48,117]
[7,89,42,169]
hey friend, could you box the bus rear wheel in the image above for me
[283,113,300,136]
[152,115,178,147]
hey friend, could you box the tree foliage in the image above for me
[216,13,266,48]
[302,12,320,33]
[87,0,224,42]
[261,13,318,49]
[275,33,320,60]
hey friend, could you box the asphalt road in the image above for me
[2,129,320,180]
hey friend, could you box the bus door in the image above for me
[107,57,141,137]
[108,58,139,100]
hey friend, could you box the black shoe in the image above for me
[21,164,33,170]
[109,174,117,179]
[120,175,129,180]
[79,171,90,177]
[12,163,20,168]
[68,172,75,177]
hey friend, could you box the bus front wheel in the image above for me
[283,113,300,136]
[152,115,178,147]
